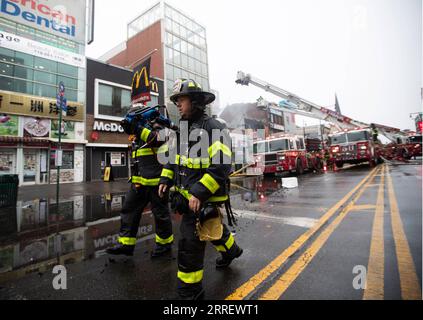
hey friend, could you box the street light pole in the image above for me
[56,82,65,219]
[56,99,62,214]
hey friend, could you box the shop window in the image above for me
[50,150,74,170]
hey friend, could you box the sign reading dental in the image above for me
[0,0,87,43]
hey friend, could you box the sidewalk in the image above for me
[17,179,130,201]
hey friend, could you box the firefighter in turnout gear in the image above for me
[106,105,174,257]
[158,79,243,300]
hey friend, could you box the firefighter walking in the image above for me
[158,79,243,300]
[106,105,174,257]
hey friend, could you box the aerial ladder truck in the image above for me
[235,71,413,168]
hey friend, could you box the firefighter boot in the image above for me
[106,244,134,256]
[216,244,243,269]
[150,243,172,258]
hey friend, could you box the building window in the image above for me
[34,57,58,73]
[97,83,131,119]
[50,150,74,170]
[34,70,57,86]
[94,79,158,121]
[0,48,83,102]
[33,83,56,99]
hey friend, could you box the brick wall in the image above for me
[107,21,164,79]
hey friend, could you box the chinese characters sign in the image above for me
[0,91,83,122]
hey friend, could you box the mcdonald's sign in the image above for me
[150,80,159,93]
[131,58,151,104]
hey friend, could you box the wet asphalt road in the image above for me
[0,162,421,300]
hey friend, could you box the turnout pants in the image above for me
[177,208,241,297]
[118,185,173,247]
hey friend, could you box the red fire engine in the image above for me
[235,71,415,168]
[328,128,381,168]
[253,133,323,175]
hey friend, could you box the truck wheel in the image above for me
[296,159,304,175]
[335,161,344,169]
[315,158,322,170]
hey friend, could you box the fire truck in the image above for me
[383,133,422,161]
[406,134,422,158]
[328,128,381,168]
[253,133,323,175]
[235,71,410,168]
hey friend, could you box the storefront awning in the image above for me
[0,136,51,145]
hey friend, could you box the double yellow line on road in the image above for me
[364,165,421,300]
[226,164,421,300]
[363,165,385,299]
[385,166,421,300]
[226,165,380,300]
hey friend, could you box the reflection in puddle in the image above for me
[0,177,287,281]
[230,176,284,203]
[0,192,156,280]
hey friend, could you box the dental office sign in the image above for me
[0,0,87,43]
[0,31,85,67]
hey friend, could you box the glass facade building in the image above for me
[0,9,87,186]
[0,17,86,104]
[126,2,210,121]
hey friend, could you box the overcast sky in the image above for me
[86,0,422,131]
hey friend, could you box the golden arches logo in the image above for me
[150,81,159,93]
[132,67,150,89]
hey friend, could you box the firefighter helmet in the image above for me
[170,79,215,107]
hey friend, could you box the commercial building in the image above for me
[0,0,88,186]
[220,102,297,135]
[85,58,165,181]
[100,1,211,123]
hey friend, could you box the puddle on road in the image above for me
[230,176,292,203]
[0,192,159,281]
[0,176,293,281]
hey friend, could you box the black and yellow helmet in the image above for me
[170,79,215,107]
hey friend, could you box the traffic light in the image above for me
[417,121,423,134]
